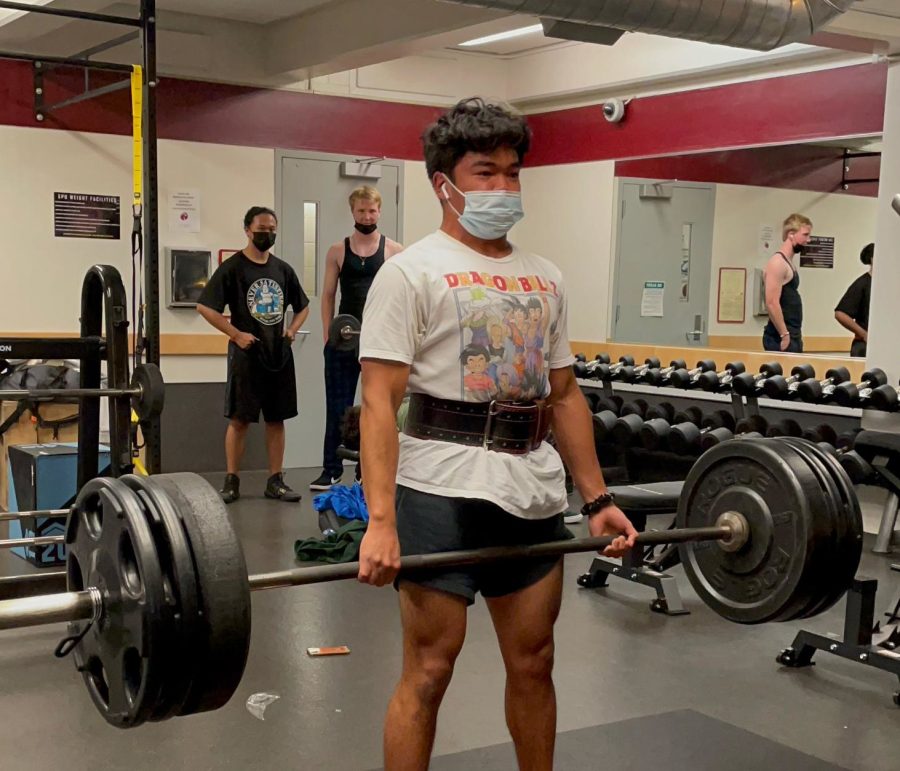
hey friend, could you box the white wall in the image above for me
[706,185,878,339]
[512,162,617,342]
[0,125,272,384]
[402,161,443,245]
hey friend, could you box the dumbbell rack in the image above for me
[777,568,900,707]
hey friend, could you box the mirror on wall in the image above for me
[609,136,881,361]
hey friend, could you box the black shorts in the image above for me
[225,343,297,423]
[395,485,573,605]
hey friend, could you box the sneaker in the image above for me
[310,470,341,490]
[265,473,302,502]
[563,510,584,525]
[220,473,240,504]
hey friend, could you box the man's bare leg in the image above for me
[486,561,564,771]
[384,582,468,771]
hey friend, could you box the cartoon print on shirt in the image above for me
[444,271,559,402]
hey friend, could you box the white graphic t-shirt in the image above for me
[359,230,576,519]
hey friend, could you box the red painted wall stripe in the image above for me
[0,59,887,165]
[526,62,887,166]
[615,144,880,197]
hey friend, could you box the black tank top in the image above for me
[338,235,385,321]
[775,251,803,331]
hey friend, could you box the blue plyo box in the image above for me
[7,443,110,566]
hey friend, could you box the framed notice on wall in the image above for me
[717,267,746,324]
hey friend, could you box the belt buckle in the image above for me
[483,400,502,450]
[483,401,542,452]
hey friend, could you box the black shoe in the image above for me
[265,473,302,502]
[220,473,240,504]
[310,470,341,490]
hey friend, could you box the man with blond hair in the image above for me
[313,185,403,489]
[762,213,812,352]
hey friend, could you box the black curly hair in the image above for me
[422,97,532,181]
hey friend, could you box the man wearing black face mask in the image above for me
[198,206,309,504]
[314,186,403,490]
[762,213,812,353]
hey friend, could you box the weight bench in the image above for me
[577,481,689,615]
[853,431,900,553]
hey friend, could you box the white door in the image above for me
[612,180,716,346]
[276,152,402,468]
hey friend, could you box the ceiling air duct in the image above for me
[439,0,854,51]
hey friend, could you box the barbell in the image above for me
[0,437,862,729]
[0,362,165,421]
[328,313,361,352]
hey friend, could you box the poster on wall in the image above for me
[169,189,201,233]
[717,267,746,324]
[758,224,777,260]
[800,236,835,269]
[641,281,665,317]
[53,192,120,239]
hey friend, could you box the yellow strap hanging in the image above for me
[131,65,143,209]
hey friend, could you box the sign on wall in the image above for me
[800,235,835,269]
[169,189,201,233]
[53,192,120,239]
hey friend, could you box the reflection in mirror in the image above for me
[610,137,881,368]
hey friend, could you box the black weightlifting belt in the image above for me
[403,393,552,455]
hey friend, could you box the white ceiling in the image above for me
[108,0,335,24]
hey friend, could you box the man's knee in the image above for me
[229,418,250,433]
[505,638,555,684]
[405,651,458,706]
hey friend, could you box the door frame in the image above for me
[610,177,717,345]
[274,149,406,296]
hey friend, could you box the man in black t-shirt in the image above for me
[198,206,310,503]
[835,242,873,358]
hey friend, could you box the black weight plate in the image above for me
[786,439,862,614]
[66,478,173,728]
[131,363,166,421]
[152,473,251,716]
[328,313,360,352]
[120,474,201,721]
[773,439,842,620]
[676,439,817,624]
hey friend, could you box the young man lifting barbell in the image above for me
[357,97,636,771]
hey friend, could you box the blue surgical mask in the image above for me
[441,176,524,240]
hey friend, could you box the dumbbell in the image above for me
[619,399,650,418]
[832,369,889,408]
[644,359,688,386]
[817,443,874,485]
[700,415,769,451]
[645,402,676,422]
[618,357,662,383]
[673,406,703,427]
[868,381,900,412]
[731,362,783,397]
[592,410,618,442]
[696,362,747,392]
[592,355,638,382]
[802,424,838,446]
[639,418,673,451]
[585,392,625,416]
[762,364,817,400]
[669,360,717,389]
[667,409,734,454]
[765,418,803,438]
[796,366,851,403]
[573,354,612,379]
[611,413,646,446]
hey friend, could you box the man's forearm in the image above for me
[197,306,239,340]
[551,390,608,502]
[766,303,788,335]
[321,297,335,328]
[835,311,865,339]
[360,399,401,527]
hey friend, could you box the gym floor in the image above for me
[0,467,897,771]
